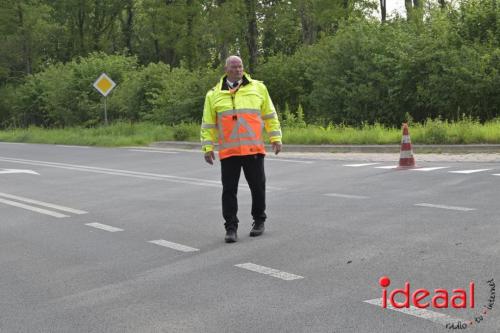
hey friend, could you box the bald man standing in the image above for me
[200,56,282,243]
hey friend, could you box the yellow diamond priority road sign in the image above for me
[93,73,116,97]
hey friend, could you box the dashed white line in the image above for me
[411,167,449,172]
[343,163,381,167]
[0,198,69,218]
[375,165,398,169]
[0,192,87,215]
[85,223,123,232]
[364,298,466,327]
[0,169,39,175]
[414,203,476,211]
[266,158,314,164]
[449,169,492,174]
[235,263,304,281]
[148,240,200,252]
[324,193,369,199]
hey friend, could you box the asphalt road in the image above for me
[0,142,499,333]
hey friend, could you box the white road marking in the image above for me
[125,147,200,154]
[0,156,221,188]
[85,223,123,232]
[0,156,285,191]
[0,142,26,145]
[449,169,492,174]
[415,203,476,211]
[0,169,39,175]
[235,263,304,281]
[0,192,87,215]
[128,149,178,154]
[363,298,467,327]
[324,193,369,199]
[148,240,200,252]
[266,158,314,164]
[0,198,69,218]
[343,163,381,167]
[375,165,398,169]
[411,167,449,172]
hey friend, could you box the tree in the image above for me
[245,0,259,72]
[380,0,386,22]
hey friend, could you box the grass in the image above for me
[0,122,198,146]
[1,118,500,146]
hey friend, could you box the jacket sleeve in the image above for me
[200,90,218,152]
[260,84,282,143]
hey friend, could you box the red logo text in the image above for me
[380,276,475,309]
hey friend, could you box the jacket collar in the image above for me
[219,73,252,91]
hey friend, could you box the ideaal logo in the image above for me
[378,276,495,330]
[379,276,475,309]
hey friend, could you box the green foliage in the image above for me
[257,5,500,127]
[110,62,171,122]
[281,103,307,128]
[149,67,220,124]
[5,53,138,127]
[0,0,499,131]
[4,118,500,146]
[0,121,175,146]
[172,122,198,141]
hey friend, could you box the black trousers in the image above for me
[221,154,266,227]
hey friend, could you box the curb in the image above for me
[150,141,500,154]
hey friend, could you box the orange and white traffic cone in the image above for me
[398,123,416,169]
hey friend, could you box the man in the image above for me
[200,55,282,243]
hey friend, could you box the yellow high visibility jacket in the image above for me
[200,73,282,159]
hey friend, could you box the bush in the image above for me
[172,123,199,141]
[110,62,171,122]
[149,66,220,124]
[6,52,138,128]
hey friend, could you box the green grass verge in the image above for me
[1,118,500,146]
[0,122,198,146]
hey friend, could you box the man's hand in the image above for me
[272,141,282,155]
[204,151,215,165]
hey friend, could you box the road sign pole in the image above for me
[104,96,108,126]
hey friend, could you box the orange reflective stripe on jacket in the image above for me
[217,108,265,159]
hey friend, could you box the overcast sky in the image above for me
[386,0,406,15]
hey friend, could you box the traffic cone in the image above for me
[398,123,416,169]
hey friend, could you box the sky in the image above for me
[386,0,407,15]
[380,0,407,18]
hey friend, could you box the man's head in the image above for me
[224,55,244,82]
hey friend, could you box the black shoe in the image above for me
[225,229,238,243]
[250,221,265,237]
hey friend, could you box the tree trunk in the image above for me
[380,0,386,22]
[16,4,32,75]
[405,0,413,19]
[299,0,315,45]
[92,0,101,50]
[123,0,134,54]
[245,0,258,73]
[343,0,349,19]
[77,4,86,54]
[185,0,196,70]
[216,0,228,67]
